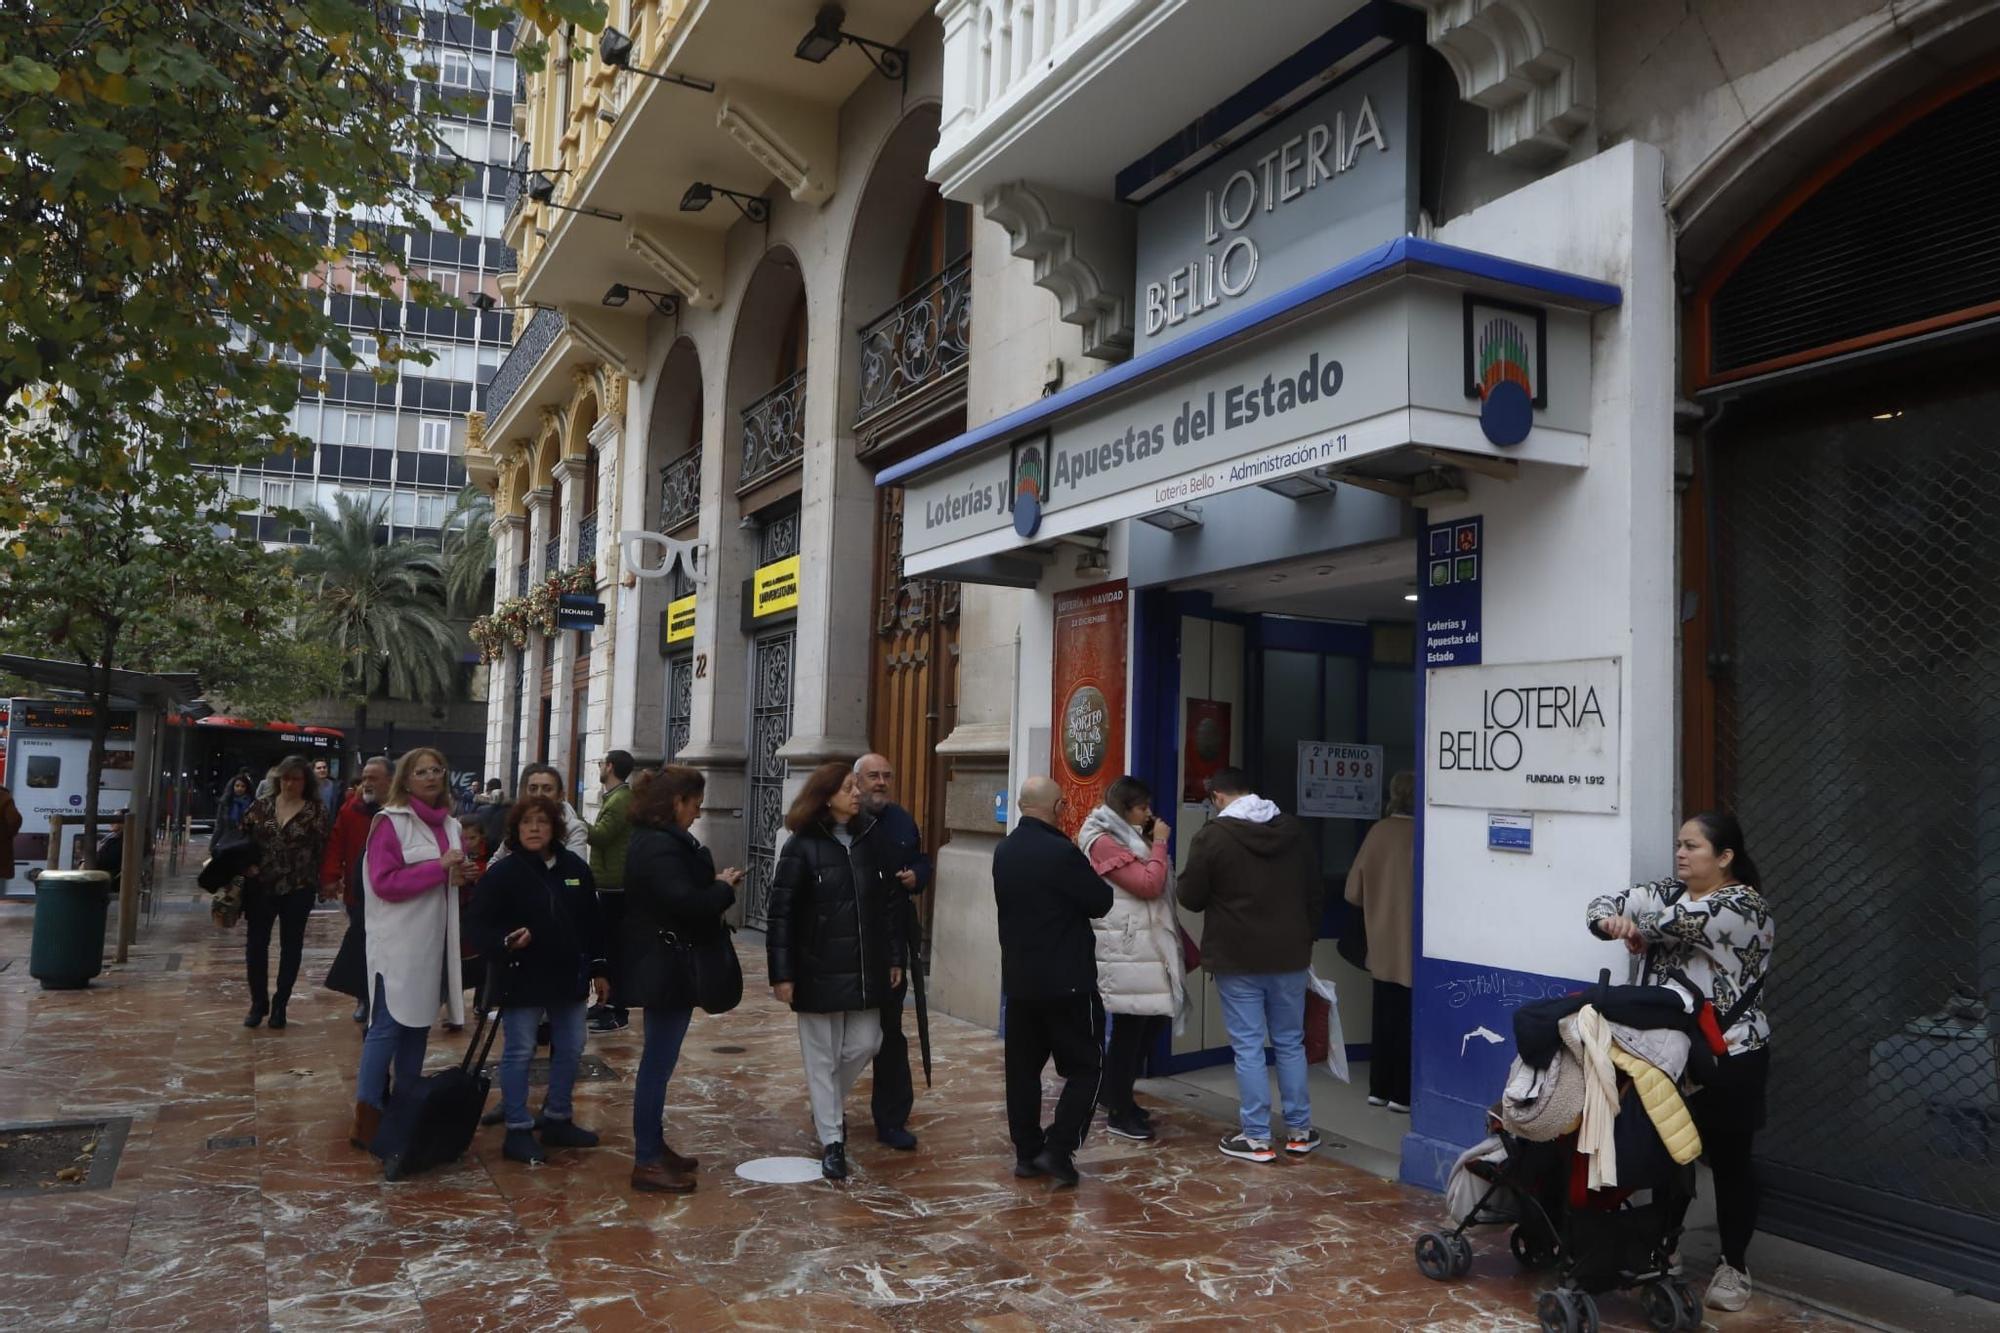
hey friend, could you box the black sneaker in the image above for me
[821,1141,849,1181]
[875,1125,918,1151]
[1013,1156,1045,1179]
[502,1127,547,1164]
[539,1119,600,1149]
[1283,1127,1323,1156]
[1218,1133,1277,1163]
[1029,1148,1080,1187]
[1105,1111,1155,1142]
[588,1011,629,1033]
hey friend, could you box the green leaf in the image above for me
[95,47,131,75]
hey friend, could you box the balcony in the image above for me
[487,306,564,424]
[578,510,598,568]
[515,561,529,597]
[659,451,701,532]
[544,534,560,576]
[857,254,971,428]
[738,369,807,494]
[502,140,528,233]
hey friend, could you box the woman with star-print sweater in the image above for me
[1585,812,1775,1316]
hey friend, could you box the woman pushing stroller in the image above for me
[1587,813,1775,1314]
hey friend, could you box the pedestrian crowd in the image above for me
[200,744,1775,1311]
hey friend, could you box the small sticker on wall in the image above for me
[1488,812,1533,853]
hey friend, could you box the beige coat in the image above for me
[1344,814,1415,987]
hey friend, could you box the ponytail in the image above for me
[1689,811,1761,891]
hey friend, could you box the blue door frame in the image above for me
[1129,588,1387,1077]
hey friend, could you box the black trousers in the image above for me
[1101,1012,1167,1115]
[1369,980,1413,1106]
[596,889,628,1017]
[1004,991,1106,1162]
[872,976,913,1133]
[245,886,314,1006]
[1677,1045,1771,1270]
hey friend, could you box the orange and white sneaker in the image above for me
[1284,1127,1323,1156]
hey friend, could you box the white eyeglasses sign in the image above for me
[619,529,709,586]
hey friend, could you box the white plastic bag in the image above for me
[1305,968,1350,1083]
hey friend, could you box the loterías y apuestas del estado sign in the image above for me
[1426,659,1623,815]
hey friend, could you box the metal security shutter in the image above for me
[1709,345,2000,1296]
[1706,74,2000,381]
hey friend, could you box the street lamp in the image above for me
[597,27,716,92]
[679,181,769,223]
[794,4,907,82]
[526,171,623,222]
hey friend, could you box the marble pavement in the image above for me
[0,888,1857,1331]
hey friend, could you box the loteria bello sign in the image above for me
[1426,658,1622,815]
[1132,45,1416,354]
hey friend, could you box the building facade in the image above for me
[475,0,2000,1293]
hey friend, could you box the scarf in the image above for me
[1076,803,1149,859]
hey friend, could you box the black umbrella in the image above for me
[197,829,258,892]
[910,899,932,1088]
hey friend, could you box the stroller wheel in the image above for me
[1445,1232,1474,1277]
[1536,1288,1599,1333]
[1510,1223,1558,1271]
[1414,1231,1454,1282]
[1671,1280,1701,1329]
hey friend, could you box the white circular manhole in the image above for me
[735,1156,825,1184]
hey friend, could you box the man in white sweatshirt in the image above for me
[489,763,590,863]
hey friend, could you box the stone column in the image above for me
[488,512,526,781]
[522,486,553,762]
[677,356,748,875]
[580,413,621,802]
[550,455,589,807]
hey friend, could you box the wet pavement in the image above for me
[0,883,1860,1330]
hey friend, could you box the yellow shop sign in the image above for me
[666,594,697,644]
[752,555,801,618]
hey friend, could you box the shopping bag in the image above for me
[1305,968,1351,1083]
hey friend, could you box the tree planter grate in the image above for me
[0,1117,132,1196]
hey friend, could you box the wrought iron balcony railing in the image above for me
[487,306,563,424]
[544,534,560,575]
[515,561,529,597]
[738,368,807,492]
[857,253,971,424]
[659,450,701,531]
[502,141,529,229]
[578,510,598,568]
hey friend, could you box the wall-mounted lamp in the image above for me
[527,171,623,222]
[679,181,770,223]
[467,294,555,314]
[794,4,908,82]
[602,283,679,316]
[1259,467,1337,500]
[597,27,717,93]
[1137,504,1202,533]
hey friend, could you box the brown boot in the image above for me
[662,1143,699,1173]
[349,1101,382,1152]
[631,1161,697,1194]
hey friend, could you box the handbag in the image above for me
[659,925,743,1015]
[211,881,243,928]
[1179,923,1202,974]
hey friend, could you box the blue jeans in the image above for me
[1214,970,1312,1141]
[631,1006,693,1166]
[499,1000,588,1130]
[356,976,430,1110]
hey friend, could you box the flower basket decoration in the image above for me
[470,567,597,661]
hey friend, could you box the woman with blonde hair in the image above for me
[349,747,467,1152]
[236,754,332,1029]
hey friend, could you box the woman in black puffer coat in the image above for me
[621,766,743,1195]
[767,761,906,1179]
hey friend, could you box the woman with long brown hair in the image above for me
[620,766,743,1193]
[767,761,906,1180]
[237,753,332,1029]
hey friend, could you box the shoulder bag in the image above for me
[658,923,743,1015]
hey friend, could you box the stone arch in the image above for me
[648,336,704,531]
[723,244,810,500]
[530,408,567,489]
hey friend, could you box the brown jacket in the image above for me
[0,787,20,879]
[1344,814,1415,987]
[1177,805,1323,974]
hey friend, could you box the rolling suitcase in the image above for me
[371,980,505,1181]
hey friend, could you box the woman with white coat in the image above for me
[349,747,467,1152]
[1077,775,1184,1142]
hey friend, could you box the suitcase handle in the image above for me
[461,957,515,1077]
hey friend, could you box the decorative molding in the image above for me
[627,220,726,311]
[716,91,836,205]
[604,372,627,421]
[565,311,646,382]
[1410,0,1594,163]
[982,180,1134,361]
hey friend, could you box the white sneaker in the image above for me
[1387,1101,1411,1114]
[1706,1262,1752,1312]
[1366,1096,1388,1107]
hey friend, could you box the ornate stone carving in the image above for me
[983,181,1134,361]
[1409,0,1594,164]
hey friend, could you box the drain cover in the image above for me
[205,1135,257,1151]
[711,1045,748,1055]
[735,1156,823,1184]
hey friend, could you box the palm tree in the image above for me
[440,484,495,618]
[294,494,460,754]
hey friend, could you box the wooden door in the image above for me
[868,486,959,957]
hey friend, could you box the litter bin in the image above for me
[29,870,113,990]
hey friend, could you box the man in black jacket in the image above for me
[856,753,930,1151]
[993,775,1112,1186]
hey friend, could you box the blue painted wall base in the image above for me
[1398,954,1588,1191]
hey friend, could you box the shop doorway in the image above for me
[1138,545,1418,1158]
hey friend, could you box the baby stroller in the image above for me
[1415,1115,1698,1330]
[1415,971,1713,1331]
